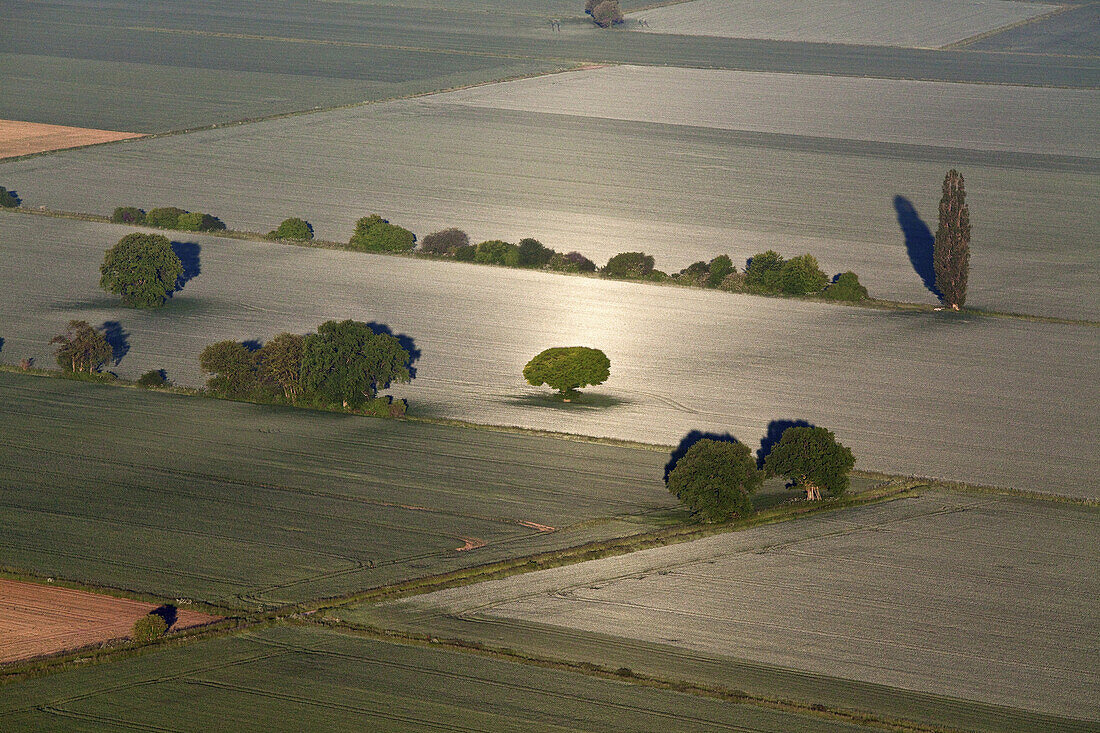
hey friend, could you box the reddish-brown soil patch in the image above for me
[0,120,144,159]
[0,578,219,663]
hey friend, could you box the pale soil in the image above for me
[0,578,218,663]
[0,120,143,159]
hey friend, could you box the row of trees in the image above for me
[667,427,855,522]
[112,206,226,232]
[199,320,411,414]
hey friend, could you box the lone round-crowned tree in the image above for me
[523,346,610,397]
[100,233,183,307]
[667,439,763,522]
[933,169,970,310]
[763,426,855,501]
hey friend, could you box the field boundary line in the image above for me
[940,4,1077,51]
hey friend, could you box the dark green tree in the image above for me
[474,239,520,266]
[199,341,258,398]
[145,207,187,229]
[523,346,610,397]
[100,233,183,307]
[50,320,113,373]
[517,238,555,268]
[257,332,305,401]
[820,271,869,301]
[131,613,168,642]
[675,261,711,286]
[268,217,314,241]
[602,252,655,279]
[300,320,411,409]
[763,426,855,501]
[779,254,828,295]
[175,212,226,232]
[933,169,970,310]
[137,369,167,388]
[744,250,785,292]
[111,206,146,224]
[0,186,19,207]
[349,215,416,253]
[706,255,735,288]
[667,439,763,522]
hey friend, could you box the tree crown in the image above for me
[523,346,610,394]
[667,439,763,522]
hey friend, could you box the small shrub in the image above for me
[517,237,555,268]
[419,228,469,256]
[145,207,188,229]
[111,206,146,225]
[779,254,828,295]
[602,251,654,279]
[453,244,477,262]
[175,212,226,232]
[0,186,20,208]
[268,217,313,241]
[137,369,167,388]
[131,613,168,643]
[349,214,416,253]
[820,271,869,301]
[547,251,596,273]
[474,240,520,266]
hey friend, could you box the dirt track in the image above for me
[0,579,217,663]
[0,120,142,159]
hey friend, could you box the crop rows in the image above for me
[373,491,1100,722]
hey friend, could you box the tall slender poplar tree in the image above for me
[933,169,971,310]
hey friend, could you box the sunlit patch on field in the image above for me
[0,120,144,160]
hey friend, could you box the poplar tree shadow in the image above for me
[757,419,814,467]
[99,321,130,365]
[171,241,201,292]
[893,196,940,298]
[366,322,420,379]
[665,430,744,482]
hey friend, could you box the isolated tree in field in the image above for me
[99,233,183,307]
[763,426,855,501]
[50,320,113,373]
[349,214,416,253]
[300,320,411,409]
[268,217,314,241]
[257,332,305,401]
[199,340,258,398]
[667,439,763,522]
[523,346,610,397]
[590,0,624,27]
[933,169,970,309]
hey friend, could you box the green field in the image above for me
[0,624,876,732]
[0,371,686,608]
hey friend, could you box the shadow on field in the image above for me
[171,241,201,292]
[665,430,747,482]
[756,418,814,467]
[893,196,940,298]
[99,321,130,365]
[505,391,630,411]
[150,604,178,629]
[0,337,4,354]
[366,322,421,379]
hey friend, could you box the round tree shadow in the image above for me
[504,391,631,410]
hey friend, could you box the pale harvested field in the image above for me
[0,120,143,160]
[1,96,1095,319]
[436,66,1100,157]
[630,0,1058,48]
[2,214,1097,498]
[0,579,216,663]
[377,491,1100,720]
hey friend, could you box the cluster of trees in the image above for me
[100,233,183,307]
[112,206,226,232]
[199,319,411,415]
[523,346,610,398]
[584,0,623,27]
[50,320,113,373]
[418,228,597,272]
[0,186,19,208]
[667,426,855,522]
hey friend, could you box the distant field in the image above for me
[0,371,680,608]
[965,3,1100,55]
[2,92,1096,319]
[1,214,1097,498]
[0,579,217,663]
[437,65,1099,156]
[629,0,1058,48]
[0,120,143,160]
[362,491,1100,724]
[0,625,872,732]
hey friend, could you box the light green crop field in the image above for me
[0,625,875,732]
[351,490,1100,731]
[0,371,686,609]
